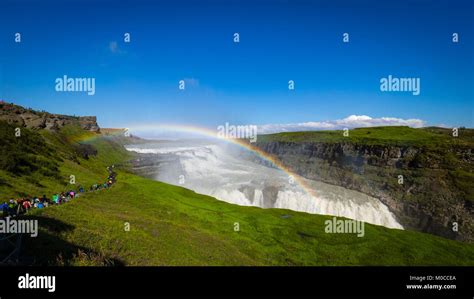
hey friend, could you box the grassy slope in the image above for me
[25,172,474,266]
[1,122,473,265]
[0,123,129,199]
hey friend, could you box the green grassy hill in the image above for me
[0,122,129,200]
[24,172,474,266]
[1,121,474,265]
[257,126,474,147]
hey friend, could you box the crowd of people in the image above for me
[1,166,116,218]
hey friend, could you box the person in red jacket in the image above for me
[22,199,32,211]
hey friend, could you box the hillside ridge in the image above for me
[0,101,100,132]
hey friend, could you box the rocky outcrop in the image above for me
[75,116,100,132]
[255,141,474,242]
[0,102,100,132]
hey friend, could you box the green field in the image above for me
[257,126,474,147]
[23,171,474,266]
[1,122,474,266]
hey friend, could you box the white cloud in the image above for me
[257,115,426,134]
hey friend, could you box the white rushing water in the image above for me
[126,140,403,229]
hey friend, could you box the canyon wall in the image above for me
[256,140,474,242]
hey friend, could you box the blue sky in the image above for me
[0,0,473,130]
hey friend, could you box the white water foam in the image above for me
[126,141,403,229]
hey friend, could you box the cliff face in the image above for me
[256,141,474,242]
[0,102,100,132]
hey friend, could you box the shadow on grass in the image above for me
[0,177,12,188]
[19,215,125,266]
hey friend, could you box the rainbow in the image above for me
[73,128,127,143]
[120,124,318,199]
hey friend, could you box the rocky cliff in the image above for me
[255,128,474,242]
[0,101,100,132]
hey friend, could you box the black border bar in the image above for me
[0,266,472,297]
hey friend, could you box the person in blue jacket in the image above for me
[0,202,9,217]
